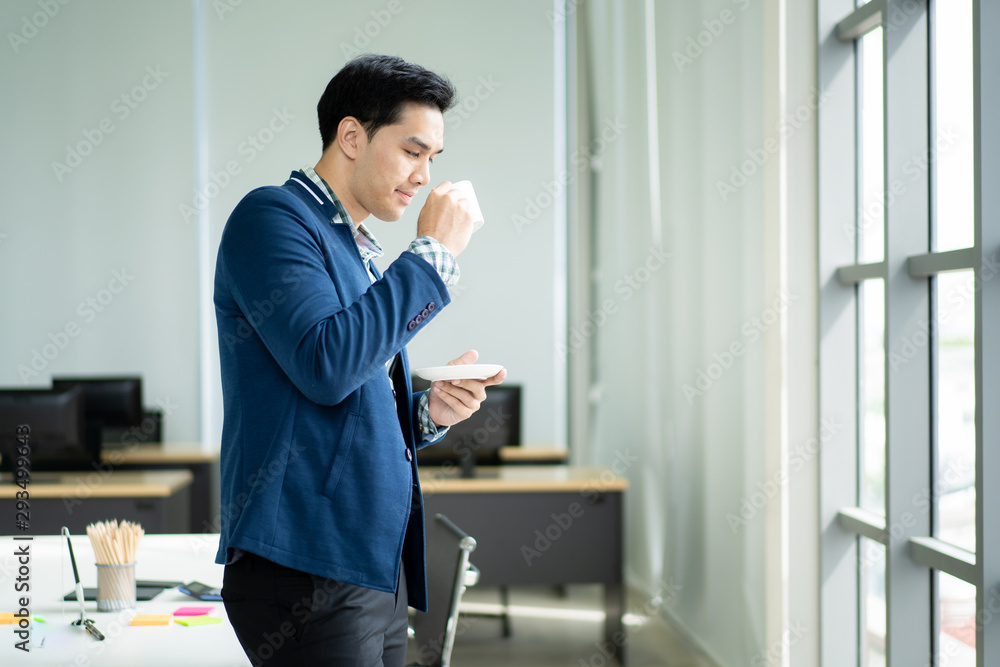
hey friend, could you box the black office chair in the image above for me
[408,513,479,667]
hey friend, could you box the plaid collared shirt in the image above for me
[299,166,460,287]
[299,166,452,440]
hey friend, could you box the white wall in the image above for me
[786,1,820,664]
[199,0,565,448]
[0,1,200,440]
[0,0,565,450]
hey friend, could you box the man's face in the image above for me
[348,102,444,222]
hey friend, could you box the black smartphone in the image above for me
[178,581,223,601]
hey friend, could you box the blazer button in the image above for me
[420,308,430,319]
[407,321,417,331]
[427,302,436,312]
[405,448,413,462]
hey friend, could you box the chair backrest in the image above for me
[412,513,477,667]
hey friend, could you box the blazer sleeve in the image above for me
[216,188,450,405]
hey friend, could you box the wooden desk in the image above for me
[418,465,628,664]
[497,446,569,464]
[0,470,192,535]
[101,442,219,533]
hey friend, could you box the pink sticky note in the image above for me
[173,606,215,617]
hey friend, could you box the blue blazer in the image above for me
[213,171,450,612]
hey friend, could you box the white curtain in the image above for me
[570,1,776,664]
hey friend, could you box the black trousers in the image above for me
[222,552,409,667]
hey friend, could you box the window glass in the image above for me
[861,278,885,514]
[861,538,886,666]
[932,0,974,252]
[935,271,976,552]
[936,571,977,666]
[858,27,884,263]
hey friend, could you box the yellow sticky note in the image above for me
[130,614,172,626]
[0,613,18,625]
[174,616,223,627]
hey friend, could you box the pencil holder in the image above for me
[96,562,136,611]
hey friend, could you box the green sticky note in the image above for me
[174,616,223,627]
[32,616,46,623]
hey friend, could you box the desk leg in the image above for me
[604,582,626,665]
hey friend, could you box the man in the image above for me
[214,54,505,666]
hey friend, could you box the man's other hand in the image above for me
[427,349,507,428]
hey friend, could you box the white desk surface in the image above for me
[0,533,249,666]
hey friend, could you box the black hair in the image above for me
[317,54,456,150]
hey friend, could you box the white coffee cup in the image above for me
[449,180,485,231]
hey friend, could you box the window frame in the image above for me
[818,0,998,665]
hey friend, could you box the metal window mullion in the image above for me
[836,0,887,41]
[928,0,938,254]
[909,537,976,585]
[837,261,886,285]
[819,0,863,664]
[928,271,939,533]
[907,248,976,277]
[974,1,1000,664]
[838,506,888,542]
[882,2,933,665]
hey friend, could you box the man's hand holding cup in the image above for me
[416,180,484,258]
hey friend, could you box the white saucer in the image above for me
[414,364,504,381]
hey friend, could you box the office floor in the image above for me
[406,584,716,667]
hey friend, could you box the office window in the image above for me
[935,270,975,554]
[819,0,998,665]
[932,0,974,253]
[860,278,885,515]
[858,27,884,264]
[861,538,886,665]
[938,570,977,665]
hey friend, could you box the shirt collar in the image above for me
[299,165,383,259]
